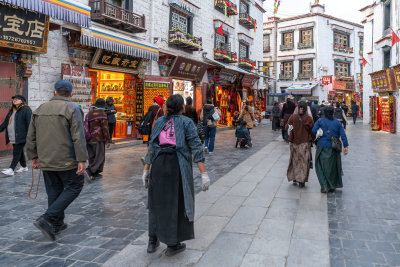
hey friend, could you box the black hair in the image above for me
[298,101,307,115]
[324,106,334,120]
[206,98,213,104]
[166,94,184,118]
[186,96,193,106]
[245,106,249,112]
[56,88,72,97]
[240,120,247,127]
[336,102,341,108]
[273,101,278,106]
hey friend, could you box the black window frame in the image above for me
[299,59,313,77]
[384,2,391,31]
[239,0,249,14]
[333,30,350,49]
[215,30,229,50]
[239,41,249,59]
[299,27,313,45]
[169,7,193,34]
[334,60,351,77]
[383,48,391,69]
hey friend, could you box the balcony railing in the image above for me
[169,28,203,51]
[238,57,256,70]
[239,13,256,30]
[280,44,294,51]
[279,74,293,80]
[298,42,314,49]
[333,46,354,54]
[215,0,238,16]
[263,45,271,53]
[214,43,237,63]
[298,72,313,80]
[89,0,146,33]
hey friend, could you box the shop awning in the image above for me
[169,0,200,15]
[205,57,256,76]
[286,84,317,95]
[80,26,159,61]
[0,0,91,28]
[267,93,289,96]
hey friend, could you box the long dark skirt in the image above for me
[287,142,311,183]
[315,147,343,190]
[272,117,280,131]
[148,150,194,246]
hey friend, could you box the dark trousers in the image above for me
[353,114,357,124]
[341,120,346,129]
[43,169,84,226]
[204,127,217,152]
[108,123,115,141]
[87,142,106,176]
[10,143,26,170]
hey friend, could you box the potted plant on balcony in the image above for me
[215,0,238,16]
[169,28,203,51]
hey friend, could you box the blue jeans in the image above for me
[204,127,217,152]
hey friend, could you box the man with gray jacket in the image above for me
[26,80,88,241]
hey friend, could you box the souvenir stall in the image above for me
[332,78,355,108]
[369,69,396,133]
[172,79,193,103]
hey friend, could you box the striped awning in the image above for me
[80,26,159,61]
[169,0,200,15]
[0,0,91,28]
[286,84,317,95]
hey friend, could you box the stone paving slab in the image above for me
[104,135,330,266]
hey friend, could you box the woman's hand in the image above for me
[343,147,349,155]
[201,173,210,191]
[142,169,150,188]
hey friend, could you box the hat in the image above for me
[93,98,106,109]
[54,80,73,93]
[287,95,294,99]
[154,96,164,108]
[12,94,26,102]
[300,97,308,103]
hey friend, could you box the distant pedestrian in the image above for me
[312,106,349,193]
[200,98,221,154]
[183,96,198,126]
[334,102,348,129]
[105,97,117,143]
[142,94,210,256]
[235,120,252,148]
[286,101,314,188]
[271,101,281,131]
[85,98,111,181]
[311,101,321,123]
[341,102,349,116]
[239,101,255,131]
[232,111,240,128]
[141,96,165,144]
[281,95,296,142]
[0,95,32,176]
[26,80,88,241]
[351,101,359,124]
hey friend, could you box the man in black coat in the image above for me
[0,95,32,176]
[311,101,321,123]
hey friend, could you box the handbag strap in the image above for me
[321,118,333,138]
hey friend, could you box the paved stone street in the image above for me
[1,121,400,267]
[0,122,275,267]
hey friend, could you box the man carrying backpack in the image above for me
[139,96,164,144]
[85,98,110,181]
[334,102,348,129]
[200,98,221,154]
[26,80,88,241]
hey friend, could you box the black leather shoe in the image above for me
[321,188,328,193]
[165,243,186,257]
[299,182,305,188]
[147,239,160,253]
[33,216,56,241]
[54,223,68,234]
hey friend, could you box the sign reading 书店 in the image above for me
[0,3,49,53]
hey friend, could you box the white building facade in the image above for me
[264,3,364,104]
[360,0,400,134]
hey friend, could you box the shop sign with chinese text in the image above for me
[219,70,237,84]
[242,74,259,88]
[370,69,396,93]
[392,64,400,90]
[0,3,49,53]
[144,81,170,89]
[322,76,332,85]
[91,49,143,73]
[333,79,355,92]
[168,57,208,81]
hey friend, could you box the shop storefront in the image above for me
[332,78,356,113]
[369,69,397,133]
[285,83,317,102]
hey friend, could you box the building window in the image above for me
[239,1,249,14]
[383,49,391,69]
[300,60,312,78]
[359,37,364,55]
[263,34,270,52]
[239,42,249,59]
[170,9,190,33]
[335,62,350,77]
[215,32,228,50]
[281,61,293,79]
[283,32,293,46]
[334,32,349,48]
[384,2,391,31]
[300,29,312,45]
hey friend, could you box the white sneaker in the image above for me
[1,168,14,176]
[15,167,28,173]
[204,147,209,153]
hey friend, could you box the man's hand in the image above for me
[343,147,349,155]
[112,110,117,113]
[77,162,86,175]
[106,143,111,148]
[32,158,40,169]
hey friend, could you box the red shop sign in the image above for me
[322,76,332,85]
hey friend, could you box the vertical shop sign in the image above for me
[392,64,400,90]
[0,3,49,53]
[135,81,144,126]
